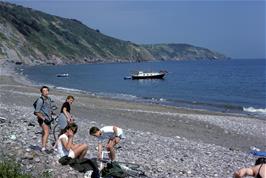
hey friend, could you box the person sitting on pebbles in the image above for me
[233,157,266,178]
[57,123,88,159]
[89,126,125,161]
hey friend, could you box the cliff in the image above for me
[0,2,227,65]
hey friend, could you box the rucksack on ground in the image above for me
[101,162,127,178]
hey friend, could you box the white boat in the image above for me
[56,73,69,77]
[131,71,166,79]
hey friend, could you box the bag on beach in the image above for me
[101,162,127,178]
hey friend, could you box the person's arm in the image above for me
[113,126,118,137]
[61,132,74,151]
[34,112,46,120]
[34,98,45,120]
[62,107,72,122]
[98,143,103,160]
[233,167,255,178]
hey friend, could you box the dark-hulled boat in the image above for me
[56,73,69,77]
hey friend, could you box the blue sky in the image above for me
[6,0,266,59]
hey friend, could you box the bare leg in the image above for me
[80,146,88,159]
[71,143,82,150]
[107,137,120,161]
[72,144,88,159]
[41,124,49,149]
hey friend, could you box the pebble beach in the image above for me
[0,61,265,178]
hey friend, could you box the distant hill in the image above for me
[0,2,228,65]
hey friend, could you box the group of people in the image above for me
[33,86,124,161]
[34,86,265,177]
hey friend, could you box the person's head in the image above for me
[64,123,78,136]
[89,127,101,137]
[255,157,266,165]
[40,86,49,97]
[66,95,75,104]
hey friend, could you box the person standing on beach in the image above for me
[57,95,75,131]
[89,126,125,161]
[34,86,54,152]
[233,157,266,178]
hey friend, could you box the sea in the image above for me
[21,58,266,117]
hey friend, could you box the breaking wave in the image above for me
[243,107,266,115]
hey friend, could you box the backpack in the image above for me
[101,162,127,178]
[33,97,44,110]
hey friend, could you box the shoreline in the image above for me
[2,61,266,149]
[17,62,265,120]
[1,60,266,177]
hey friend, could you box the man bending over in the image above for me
[89,126,124,161]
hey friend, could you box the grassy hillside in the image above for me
[0,2,227,65]
[143,44,225,60]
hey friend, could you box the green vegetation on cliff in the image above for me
[143,44,224,60]
[0,2,227,64]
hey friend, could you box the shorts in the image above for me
[108,132,125,143]
[117,130,125,140]
[37,118,51,126]
[68,149,75,159]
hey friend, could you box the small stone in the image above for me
[15,157,22,162]
[10,134,16,140]
[179,170,186,174]
[157,167,163,172]
[183,154,189,157]
[34,157,41,163]
[23,152,34,160]
[26,164,33,169]
[175,136,181,139]
[224,130,229,134]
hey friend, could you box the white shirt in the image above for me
[98,126,124,143]
[57,134,69,157]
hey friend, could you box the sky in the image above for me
[5,0,266,59]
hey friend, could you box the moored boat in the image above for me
[56,73,69,77]
[124,76,132,80]
[131,71,166,79]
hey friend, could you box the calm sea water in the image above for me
[22,59,266,116]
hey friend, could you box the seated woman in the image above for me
[57,123,88,159]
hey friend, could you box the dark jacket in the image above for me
[59,156,100,178]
